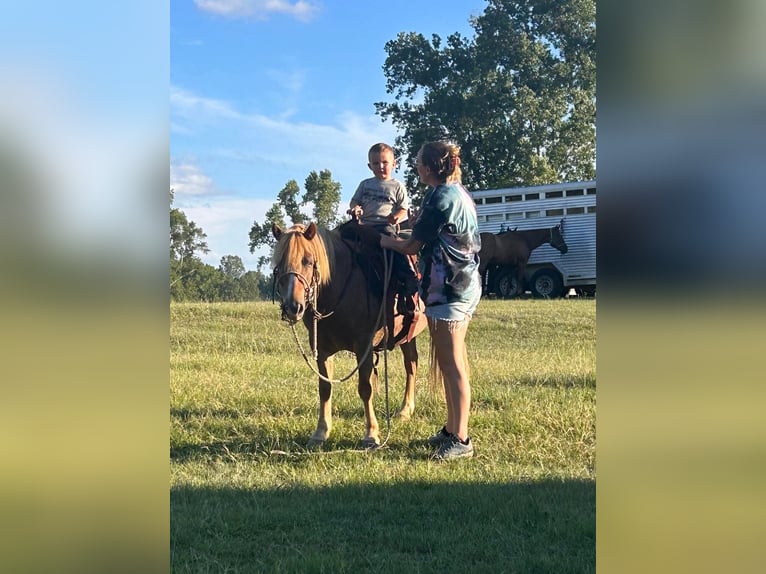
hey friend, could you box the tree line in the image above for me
[170,188,272,302]
[171,0,595,300]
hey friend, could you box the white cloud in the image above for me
[170,160,216,197]
[170,86,242,123]
[194,0,320,22]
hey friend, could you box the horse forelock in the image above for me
[272,224,333,286]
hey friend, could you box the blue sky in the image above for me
[171,0,488,270]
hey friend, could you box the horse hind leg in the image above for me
[308,354,333,448]
[396,340,418,420]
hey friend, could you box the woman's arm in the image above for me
[380,233,423,255]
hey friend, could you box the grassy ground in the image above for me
[171,298,595,573]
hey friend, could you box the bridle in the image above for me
[273,263,322,324]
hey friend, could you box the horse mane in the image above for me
[271,223,334,287]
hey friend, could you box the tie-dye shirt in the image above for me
[411,182,482,309]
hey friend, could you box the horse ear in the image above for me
[272,223,283,240]
[304,222,317,240]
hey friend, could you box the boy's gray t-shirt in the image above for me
[351,177,409,225]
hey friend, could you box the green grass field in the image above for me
[171,298,595,573]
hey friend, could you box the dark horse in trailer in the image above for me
[478,222,568,298]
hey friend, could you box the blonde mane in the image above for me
[271,224,334,287]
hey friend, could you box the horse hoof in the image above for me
[307,438,325,450]
[396,408,412,421]
[360,437,380,449]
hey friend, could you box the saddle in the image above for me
[338,221,424,350]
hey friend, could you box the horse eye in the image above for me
[302,257,312,267]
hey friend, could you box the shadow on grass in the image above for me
[171,407,412,462]
[171,479,595,573]
[170,431,397,462]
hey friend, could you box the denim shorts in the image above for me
[424,287,481,322]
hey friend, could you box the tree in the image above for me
[303,169,341,228]
[216,255,244,301]
[170,188,210,299]
[238,270,271,301]
[248,170,342,270]
[278,179,306,225]
[219,255,246,280]
[375,0,595,204]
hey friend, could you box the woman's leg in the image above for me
[429,317,471,441]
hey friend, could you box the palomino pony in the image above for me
[271,222,426,448]
[478,222,568,296]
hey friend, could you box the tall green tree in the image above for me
[219,255,246,280]
[303,169,341,228]
[278,179,306,225]
[248,170,342,270]
[217,255,246,301]
[375,0,595,204]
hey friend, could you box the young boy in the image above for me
[349,143,419,314]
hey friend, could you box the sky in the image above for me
[171,0,489,271]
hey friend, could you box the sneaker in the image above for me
[433,434,474,461]
[427,425,451,447]
[396,293,417,316]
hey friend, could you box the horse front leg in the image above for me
[397,340,418,420]
[308,354,333,448]
[357,350,380,448]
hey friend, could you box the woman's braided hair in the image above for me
[419,141,462,184]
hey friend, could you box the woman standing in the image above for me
[380,141,482,460]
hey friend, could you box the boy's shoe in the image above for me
[396,292,417,316]
[427,425,451,447]
[433,434,474,461]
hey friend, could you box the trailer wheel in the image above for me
[530,268,564,299]
[495,268,521,299]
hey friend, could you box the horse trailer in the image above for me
[472,180,596,298]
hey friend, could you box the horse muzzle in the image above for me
[280,301,305,324]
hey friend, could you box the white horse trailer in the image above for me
[472,180,596,298]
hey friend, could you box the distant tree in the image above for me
[188,260,223,302]
[303,169,341,228]
[278,180,306,225]
[219,255,246,280]
[248,201,285,254]
[238,270,271,301]
[375,0,595,204]
[248,170,342,271]
[215,255,244,301]
[170,188,211,300]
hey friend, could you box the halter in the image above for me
[273,260,326,324]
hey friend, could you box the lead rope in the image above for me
[377,248,393,449]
